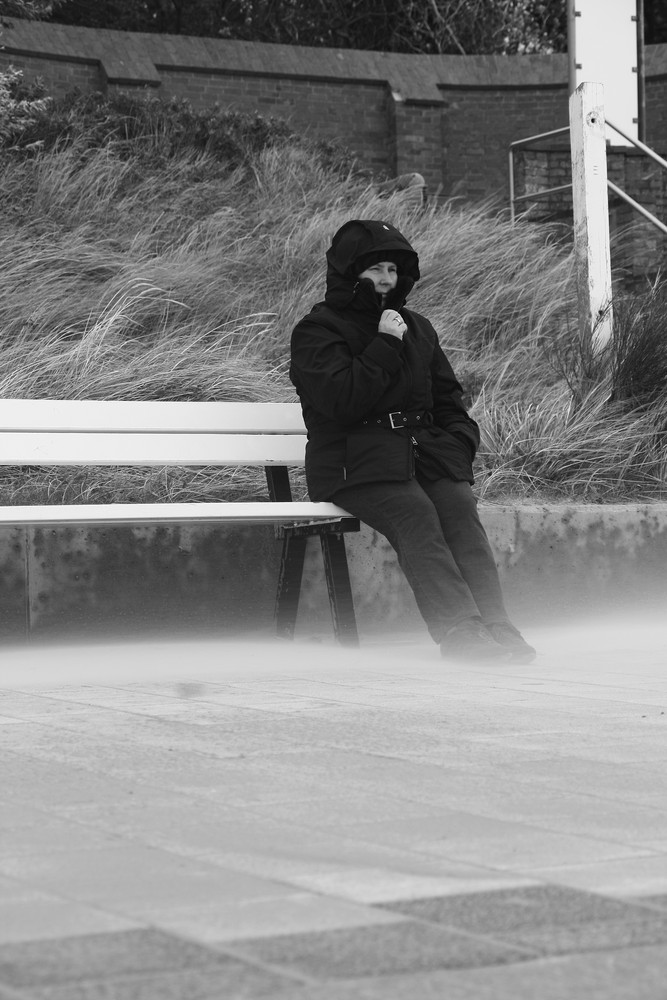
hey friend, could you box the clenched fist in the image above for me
[379,309,407,340]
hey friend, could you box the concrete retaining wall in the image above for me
[1,504,666,644]
[303,504,667,637]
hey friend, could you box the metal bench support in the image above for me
[320,532,359,647]
[275,534,307,640]
[267,464,359,646]
[274,521,360,646]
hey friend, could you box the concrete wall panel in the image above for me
[1,505,665,645]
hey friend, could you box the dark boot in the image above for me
[486,622,537,664]
[441,618,509,663]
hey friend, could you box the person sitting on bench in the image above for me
[289,218,536,663]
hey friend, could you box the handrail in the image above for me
[606,180,667,236]
[510,178,667,237]
[509,126,571,152]
[606,119,667,172]
[512,183,572,206]
[509,119,667,236]
[508,126,570,223]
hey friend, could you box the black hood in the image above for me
[324,219,420,311]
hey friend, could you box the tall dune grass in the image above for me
[0,92,665,504]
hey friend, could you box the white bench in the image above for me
[0,399,360,645]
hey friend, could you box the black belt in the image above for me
[361,409,428,430]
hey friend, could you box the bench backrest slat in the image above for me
[0,400,306,434]
[0,433,307,466]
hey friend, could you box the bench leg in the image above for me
[320,533,359,648]
[275,534,306,639]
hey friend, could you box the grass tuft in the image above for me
[1,88,666,505]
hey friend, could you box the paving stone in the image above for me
[377,884,644,932]
[227,920,534,978]
[494,757,667,810]
[2,629,667,996]
[250,985,380,1000]
[0,891,139,945]
[0,813,123,859]
[0,801,55,830]
[635,893,667,911]
[511,914,667,955]
[0,752,156,810]
[244,791,455,829]
[0,844,297,916]
[356,943,667,1000]
[524,853,667,897]
[286,866,537,905]
[24,962,299,1000]
[334,809,651,869]
[377,884,667,957]
[0,929,273,990]
[434,785,667,845]
[194,846,509,898]
[143,891,405,943]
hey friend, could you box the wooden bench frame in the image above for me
[0,399,360,645]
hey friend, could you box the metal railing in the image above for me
[508,126,570,223]
[508,119,667,236]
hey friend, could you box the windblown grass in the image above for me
[470,283,667,502]
[0,90,665,504]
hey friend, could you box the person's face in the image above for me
[357,261,398,301]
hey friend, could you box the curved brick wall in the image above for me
[2,17,666,198]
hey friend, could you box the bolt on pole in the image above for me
[569,81,613,355]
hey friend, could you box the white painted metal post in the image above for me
[569,81,613,354]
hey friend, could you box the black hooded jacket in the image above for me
[289,220,480,501]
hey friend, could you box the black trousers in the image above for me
[332,474,509,644]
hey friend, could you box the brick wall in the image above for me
[0,48,100,94]
[1,17,666,205]
[442,85,568,198]
[517,143,667,284]
[156,69,391,173]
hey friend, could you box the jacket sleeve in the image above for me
[290,318,404,424]
[430,337,480,458]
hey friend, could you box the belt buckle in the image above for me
[388,411,404,429]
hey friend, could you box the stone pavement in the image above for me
[1,615,666,999]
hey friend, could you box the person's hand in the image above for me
[378,309,407,340]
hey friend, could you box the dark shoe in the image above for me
[486,622,537,664]
[441,618,509,663]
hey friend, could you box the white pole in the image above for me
[569,81,613,354]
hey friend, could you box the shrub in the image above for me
[6,88,355,177]
[0,66,50,144]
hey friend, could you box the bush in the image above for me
[5,88,355,177]
[0,66,50,144]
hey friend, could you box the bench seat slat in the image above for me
[0,501,352,526]
[0,433,307,466]
[0,400,307,434]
